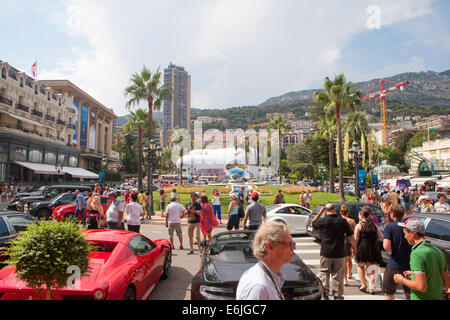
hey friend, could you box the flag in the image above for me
[31,61,37,78]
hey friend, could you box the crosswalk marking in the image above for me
[293,242,320,247]
[294,249,321,254]
[300,259,321,266]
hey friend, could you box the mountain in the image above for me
[116,112,163,126]
[259,69,450,107]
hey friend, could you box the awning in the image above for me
[1,111,55,130]
[410,177,439,185]
[12,161,61,175]
[62,167,98,179]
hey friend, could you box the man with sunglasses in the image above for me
[236,221,295,300]
[311,203,355,300]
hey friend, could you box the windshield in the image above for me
[209,233,255,256]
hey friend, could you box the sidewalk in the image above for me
[143,212,229,229]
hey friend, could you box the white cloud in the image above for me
[35,0,436,115]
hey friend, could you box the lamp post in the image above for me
[143,139,162,218]
[102,154,108,186]
[349,142,364,202]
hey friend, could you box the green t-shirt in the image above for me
[409,240,447,300]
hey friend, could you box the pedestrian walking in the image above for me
[243,192,267,231]
[227,194,240,231]
[237,186,245,218]
[87,195,105,230]
[400,188,411,214]
[124,188,131,204]
[362,191,369,203]
[389,189,399,205]
[381,197,392,224]
[170,188,180,202]
[393,218,450,300]
[106,191,125,230]
[310,203,355,300]
[183,193,202,255]
[382,204,412,300]
[212,189,222,224]
[354,207,384,295]
[165,196,185,249]
[159,189,167,216]
[199,195,219,243]
[103,186,110,196]
[339,205,356,286]
[74,189,86,225]
[236,221,295,300]
[434,193,450,213]
[274,189,285,204]
[124,192,144,233]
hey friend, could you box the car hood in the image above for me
[204,254,317,284]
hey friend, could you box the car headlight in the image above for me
[199,285,234,300]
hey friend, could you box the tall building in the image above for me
[162,63,191,147]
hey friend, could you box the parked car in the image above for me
[381,213,450,271]
[306,202,384,240]
[17,185,92,212]
[0,212,36,264]
[245,204,311,235]
[0,229,172,300]
[297,180,320,187]
[26,192,78,220]
[191,231,324,300]
[52,195,109,222]
[7,186,48,211]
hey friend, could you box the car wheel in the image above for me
[160,250,172,280]
[37,209,51,220]
[122,286,136,300]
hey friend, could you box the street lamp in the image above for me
[143,139,162,218]
[349,142,364,202]
[102,154,108,186]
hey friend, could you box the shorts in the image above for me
[227,214,240,231]
[382,266,410,299]
[168,223,183,237]
[188,223,201,239]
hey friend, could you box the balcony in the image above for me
[45,114,55,122]
[31,109,43,117]
[0,96,13,106]
[57,119,66,126]
[15,103,29,112]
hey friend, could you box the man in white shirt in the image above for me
[434,194,450,213]
[165,197,185,249]
[236,221,294,300]
[106,192,125,230]
[124,192,144,233]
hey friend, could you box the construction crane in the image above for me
[361,79,409,146]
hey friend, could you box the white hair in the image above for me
[252,221,288,260]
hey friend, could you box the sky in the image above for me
[1,0,449,116]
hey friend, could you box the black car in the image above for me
[191,231,324,300]
[27,192,78,219]
[381,213,450,272]
[7,186,48,211]
[0,211,36,264]
[17,185,92,212]
[306,202,384,241]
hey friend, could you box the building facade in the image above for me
[162,63,191,147]
[0,60,85,184]
[39,80,119,172]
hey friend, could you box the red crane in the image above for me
[361,79,410,146]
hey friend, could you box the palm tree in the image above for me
[268,116,292,184]
[345,111,370,142]
[314,113,337,193]
[314,73,362,202]
[125,66,172,194]
[123,109,149,192]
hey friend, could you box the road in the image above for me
[139,220,407,300]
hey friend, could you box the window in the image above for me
[45,152,56,165]
[29,150,42,163]
[47,188,60,197]
[69,156,78,167]
[128,235,155,255]
[289,206,310,215]
[11,146,26,161]
[425,219,450,241]
[0,217,9,237]
[6,215,35,233]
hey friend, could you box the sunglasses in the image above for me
[274,240,296,250]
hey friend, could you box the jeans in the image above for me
[127,224,140,233]
[212,204,221,220]
[75,209,86,225]
[108,221,125,230]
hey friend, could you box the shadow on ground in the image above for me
[148,266,194,300]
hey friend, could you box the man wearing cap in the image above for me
[183,193,202,255]
[165,196,185,249]
[243,192,267,231]
[106,191,125,230]
[394,218,450,300]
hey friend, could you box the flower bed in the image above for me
[161,186,206,194]
[281,185,319,194]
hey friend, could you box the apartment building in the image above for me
[162,63,191,147]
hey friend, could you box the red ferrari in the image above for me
[52,195,109,222]
[0,230,172,300]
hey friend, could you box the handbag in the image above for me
[97,216,108,229]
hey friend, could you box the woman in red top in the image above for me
[199,195,218,243]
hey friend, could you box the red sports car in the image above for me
[52,195,109,222]
[0,230,172,300]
